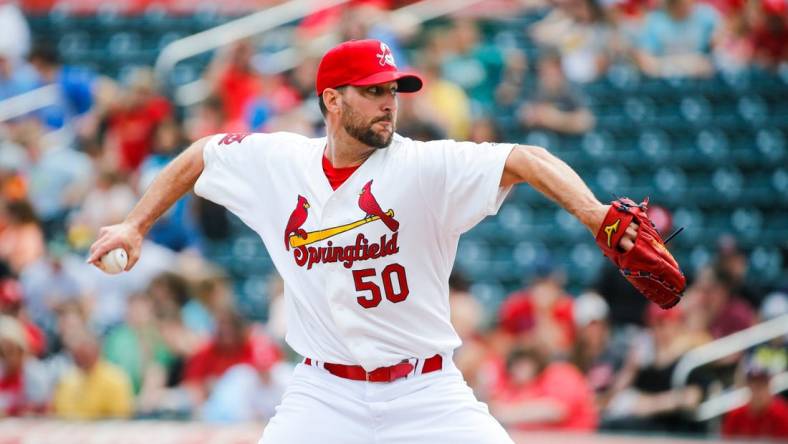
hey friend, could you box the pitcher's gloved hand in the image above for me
[595,198,686,309]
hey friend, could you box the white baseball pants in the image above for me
[258,358,514,444]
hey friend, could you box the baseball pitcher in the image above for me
[88,39,684,443]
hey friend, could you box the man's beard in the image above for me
[341,102,394,149]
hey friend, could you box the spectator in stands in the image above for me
[494,48,528,110]
[28,44,96,130]
[17,247,85,347]
[342,2,413,66]
[532,0,622,83]
[715,0,788,71]
[498,258,575,356]
[517,50,595,135]
[713,235,760,307]
[200,324,287,423]
[265,273,287,342]
[0,135,27,202]
[489,345,598,431]
[0,199,45,274]
[634,0,720,78]
[185,96,232,141]
[0,51,37,102]
[182,310,281,407]
[571,292,624,406]
[690,265,755,340]
[441,18,506,115]
[53,327,134,419]
[104,68,172,172]
[103,292,175,397]
[12,119,92,237]
[607,0,656,30]
[0,0,36,101]
[146,272,202,367]
[0,315,49,416]
[713,0,758,72]
[759,291,788,324]
[70,169,136,244]
[139,122,201,252]
[245,74,300,132]
[0,278,46,357]
[148,272,191,322]
[0,1,30,63]
[405,44,472,140]
[448,272,487,389]
[0,144,23,195]
[181,273,233,337]
[205,40,260,129]
[602,304,711,433]
[748,0,788,69]
[469,118,501,145]
[722,356,788,440]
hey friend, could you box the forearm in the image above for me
[126,137,208,234]
[633,386,702,416]
[502,145,606,233]
[539,106,595,135]
[491,398,567,425]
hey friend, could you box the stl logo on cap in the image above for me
[315,39,423,96]
[376,42,396,68]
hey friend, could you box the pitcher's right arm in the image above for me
[87,136,210,271]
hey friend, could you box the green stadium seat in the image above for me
[680,96,712,126]
[772,168,788,194]
[737,95,769,125]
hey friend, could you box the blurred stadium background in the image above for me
[0,0,787,442]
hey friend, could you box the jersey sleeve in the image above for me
[416,140,515,234]
[194,133,267,229]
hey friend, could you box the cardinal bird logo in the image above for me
[284,195,310,251]
[359,180,399,232]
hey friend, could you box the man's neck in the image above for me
[324,126,377,168]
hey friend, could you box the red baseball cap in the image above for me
[316,39,423,97]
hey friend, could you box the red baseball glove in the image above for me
[595,198,686,309]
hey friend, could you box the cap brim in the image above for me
[350,70,423,93]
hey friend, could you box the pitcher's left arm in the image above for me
[500,145,686,309]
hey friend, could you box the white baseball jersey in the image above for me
[194,132,514,371]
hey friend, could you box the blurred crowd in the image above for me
[1,0,787,440]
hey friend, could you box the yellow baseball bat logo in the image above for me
[289,209,395,248]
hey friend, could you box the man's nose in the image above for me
[381,96,396,113]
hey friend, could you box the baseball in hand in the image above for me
[99,248,128,274]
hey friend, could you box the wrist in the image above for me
[580,204,609,235]
[125,216,150,237]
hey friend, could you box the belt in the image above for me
[304,354,443,383]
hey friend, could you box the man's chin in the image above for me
[356,130,393,149]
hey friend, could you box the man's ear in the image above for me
[323,88,343,114]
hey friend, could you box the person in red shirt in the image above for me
[723,363,788,439]
[183,309,281,402]
[0,315,49,416]
[205,40,261,128]
[0,278,46,357]
[489,345,598,431]
[105,69,172,172]
[498,260,575,355]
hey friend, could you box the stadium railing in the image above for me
[671,313,788,421]
[154,0,352,107]
[160,0,489,107]
[0,84,59,123]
